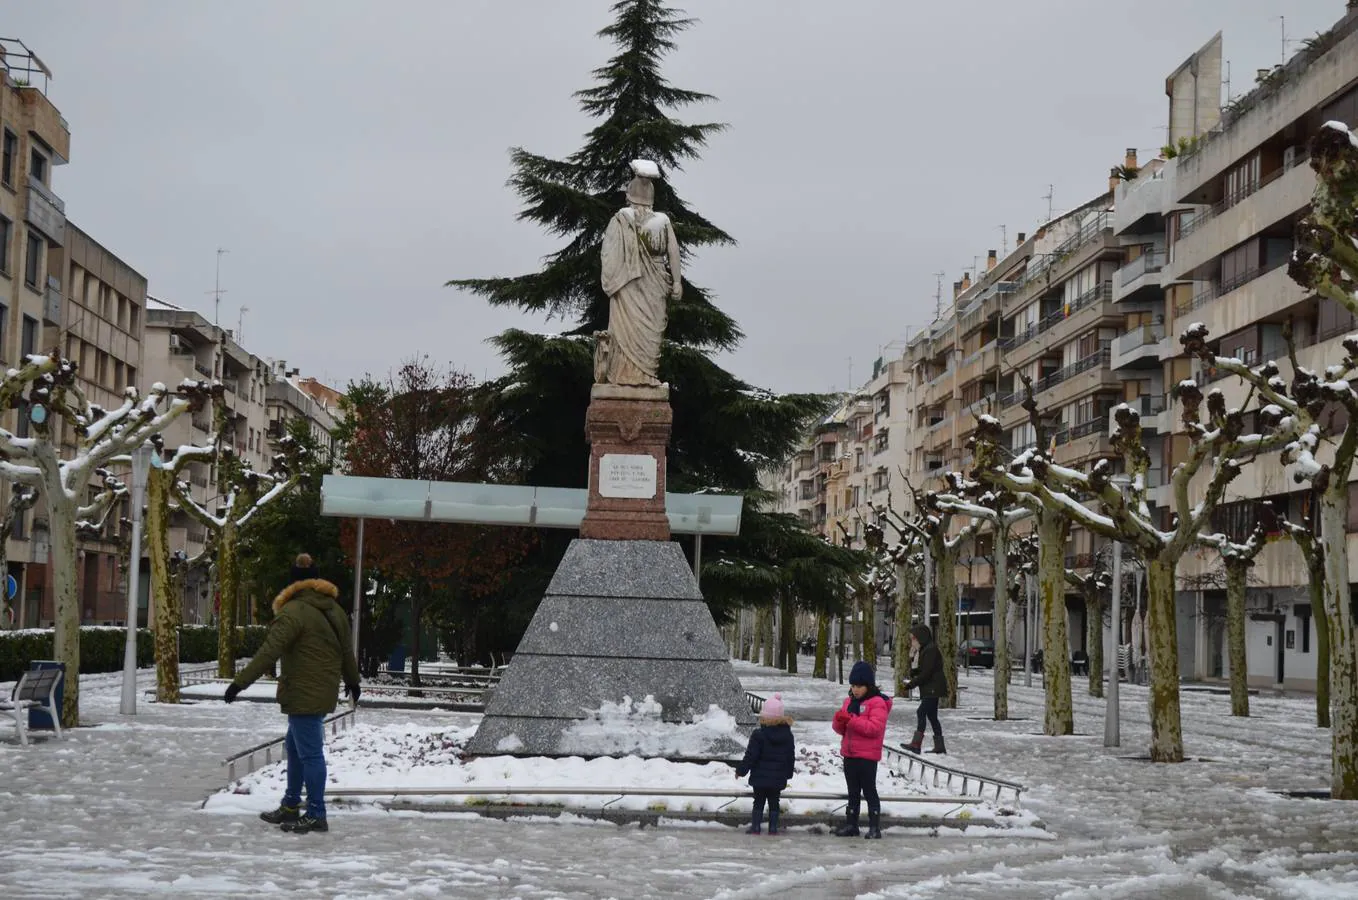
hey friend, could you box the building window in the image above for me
[1,129,14,186]
[24,231,42,289]
[30,148,48,185]
[21,315,37,360]
[0,215,10,274]
[127,365,137,390]
[0,302,8,356]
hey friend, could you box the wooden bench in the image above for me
[0,667,65,745]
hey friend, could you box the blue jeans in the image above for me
[282,714,327,819]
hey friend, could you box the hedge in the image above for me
[0,625,269,683]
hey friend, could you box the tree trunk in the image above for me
[49,495,81,728]
[1086,590,1104,699]
[861,592,876,671]
[761,606,775,669]
[1224,559,1250,718]
[148,467,181,704]
[216,520,239,678]
[781,593,797,673]
[751,607,764,664]
[934,537,959,709]
[1037,514,1074,736]
[993,532,1010,720]
[894,563,913,697]
[814,611,829,678]
[1313,574,1332,729]
[1319,485,1358,798]
[1146,556,1185,762]
[410,581,424,690]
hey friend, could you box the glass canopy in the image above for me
[320,475,742,536]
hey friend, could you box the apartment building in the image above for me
[143,298,277,623]
[265,361,340,461]
[769,353,913,540]
[0,42,162,628]
[1112,6,1358,690]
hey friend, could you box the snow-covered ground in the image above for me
[2,660,1357,898]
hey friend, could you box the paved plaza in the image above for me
[1,662,1355,898]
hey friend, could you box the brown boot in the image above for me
[906,730,924,753]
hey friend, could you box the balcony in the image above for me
[956,341,999,387]
[222,377,239,395]
[1002,281,1114,352]
[1111,323,1165,370]
[1113,171,1167,236]
[42,276,61,326]
[1034,346,1110,394]
[1113,251,1165,303]
[25,173,66,246]
[1169,157,1312,282]
[1179,265,1313,345]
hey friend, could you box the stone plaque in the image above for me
[598,453,658,499]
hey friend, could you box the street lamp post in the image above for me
[120,445,154,716]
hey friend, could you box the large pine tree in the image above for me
[450,0,839,629]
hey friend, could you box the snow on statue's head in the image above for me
[625,159,659,207]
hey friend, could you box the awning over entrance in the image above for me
[319,475,743,536]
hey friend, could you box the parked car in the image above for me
[959,639,995,668]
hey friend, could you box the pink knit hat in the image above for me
[762,693,785,718]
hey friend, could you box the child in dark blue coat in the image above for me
[735,692,796,835]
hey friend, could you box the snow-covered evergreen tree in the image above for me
[448,0,831,632]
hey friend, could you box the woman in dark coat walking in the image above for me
[904,625,949,754]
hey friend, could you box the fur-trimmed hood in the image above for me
[757,715,795,728]
[273,578,339,614]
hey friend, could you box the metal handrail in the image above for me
[882,743,1025,806]
[326,785,983,807]
[224,707,355,782]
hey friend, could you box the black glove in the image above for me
[224,683,241,704]
[346,683,361,705]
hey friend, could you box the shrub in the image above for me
[0,624,269,683]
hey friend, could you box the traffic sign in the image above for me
[5,575,16,601]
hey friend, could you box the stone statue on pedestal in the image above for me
[596,159,682,390]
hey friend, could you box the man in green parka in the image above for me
[225,553,361,833]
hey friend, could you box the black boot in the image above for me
[864,810,882,839]
[906,730,924,753]
[281,814,329,834]
[930,732,946,755]
[259,804,300,825]
[833,810,860,837]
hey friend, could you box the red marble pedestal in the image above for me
[579,385,672,541]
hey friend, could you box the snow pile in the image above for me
[202,718,1025,828]
[558,695,742,757]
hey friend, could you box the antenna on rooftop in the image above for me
[999,225,1008,256]
[932,271,945,319]
[207,248,229,326]
[238,305,249,344]
[1042,185,1054,224]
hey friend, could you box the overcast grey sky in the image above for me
[6,0,1339,394]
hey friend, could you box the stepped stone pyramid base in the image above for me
[467,539,755,759]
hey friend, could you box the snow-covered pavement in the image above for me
[1,661,1356,898]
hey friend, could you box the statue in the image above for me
[596,159,682,388]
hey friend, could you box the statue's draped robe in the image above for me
[600,207,673,386]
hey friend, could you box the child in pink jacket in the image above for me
[831,660,893,839]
